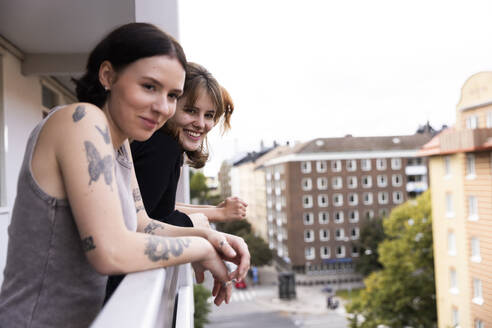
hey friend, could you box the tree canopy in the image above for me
[348,191,437,328]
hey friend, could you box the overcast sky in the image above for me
[178,0,492,176]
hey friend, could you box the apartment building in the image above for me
[262,133,433,278]
[420,72,492,328]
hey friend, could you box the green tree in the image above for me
[216,220,273,267]
[347,191,437,328]
[352,217,385,277]
[189,171,208,203]
[193,284,211,328]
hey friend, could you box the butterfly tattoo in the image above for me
[72,105,86,122]
[84,141,113,189]
[95,125,110,144]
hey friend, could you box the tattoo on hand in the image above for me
[72,105,86,122]
[95,125,110,144]
[133,189,142,202]
[82,236,96,252]
[145,237,191,262]
[85,141,113,189]
[144,221,164,234]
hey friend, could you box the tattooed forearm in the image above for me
[136,205,145,213]
[144,237,191,262]
[143,221,164,234]
[82,236,96,252]
[84,141,113,189]
[133,188,142,202]
[72,105,86,122]
[95,125,110,144]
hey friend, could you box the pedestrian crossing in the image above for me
[207,289,257,304]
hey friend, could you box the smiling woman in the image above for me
[0,23,250,328]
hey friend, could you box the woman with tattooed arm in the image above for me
[0,23,249,328]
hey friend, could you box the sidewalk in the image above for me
[247,266,349,316]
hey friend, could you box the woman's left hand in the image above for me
[217,197,247,221]
[205,230,250,282]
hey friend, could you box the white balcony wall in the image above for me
[405,165,427,175]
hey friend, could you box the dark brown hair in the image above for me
[73,22,186,108]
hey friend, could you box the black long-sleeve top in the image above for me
[130,130,193,227]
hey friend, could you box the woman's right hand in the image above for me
[193,240,232,306]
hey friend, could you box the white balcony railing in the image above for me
[405,165,427,175]
[91,264,194,328]
[406,181,428,193]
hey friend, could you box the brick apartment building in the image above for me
[420,72,492,328]
[262,132,433,278]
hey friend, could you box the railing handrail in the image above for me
[91,264,194,328]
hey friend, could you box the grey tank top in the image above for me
[0,107,137,328]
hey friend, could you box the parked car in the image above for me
[234,280,247,289]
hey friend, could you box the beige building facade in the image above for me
[421,72,492,328]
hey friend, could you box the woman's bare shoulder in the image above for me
[48,103,107,126]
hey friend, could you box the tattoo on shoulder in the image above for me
[72,105,86,122]
[144,237,191,262]
[84,141,113,189]
[144,221,164,234]
[133,189,142,202]
[95,125,110,144]
[82,236,96,252]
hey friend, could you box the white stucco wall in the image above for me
[0,50,44,285]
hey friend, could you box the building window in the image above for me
[352,246,359,257]
[392,174,402,187]
[301,161,311,173]
[376,158,387,170]
[348,193,358,206]
[452,308,459,328]
[332,176,342,189]
[318,194,329,207]
[335,228,345,240]
[349,210,359,223]
[393,191,403,204]
[363,192,373,205]
[391,158,402,170]
[336,245,346,258]
[446,193,454,218]
[449,268,458,294]
[350,227,360,240]
[347,176,357,189]
[377,175,388,187]
[304,229,314,242]
[317,177,328,190]
[319,211,329,224]
[379,208,388,218]
[334,211,344,223]
[466,154,476,178]
[471,237,481,262]
[305,246,315,260]
[475,319,484,328]
[361,159,371,171]
[444,156,451,177]
[333,193,343,207]
[447,232,456,256]
[320,246,331,259]
[487,110,492,128]
[316,160,327,173]
[364,210,374,220]
[378,192,389,204]
[319,229,329,241]
[346,159,357,171]
[302,195,313,208]
[466,115,479,129]
[331,160,342,172]
[301,178,312,191]
[303,212,314,225]
[362,175,372,188]
[468,195,478,221]
[473,278,484,305]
